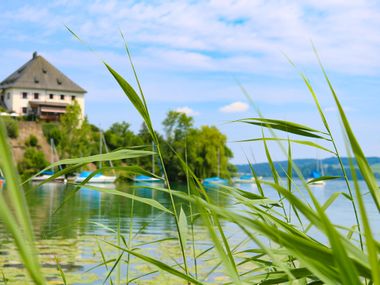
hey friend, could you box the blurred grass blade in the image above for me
[234,118,330,140]
[348,153,380,284]
[178,207,188,249]
[75,184,172,214]
[314,47,380,212]
[0,119,45,284]
[55,257,67,285]
[306,176,341,184]
[103,241,204,285]
[238,137,335,154]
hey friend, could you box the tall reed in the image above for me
[0,40,379,284]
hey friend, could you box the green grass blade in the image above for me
[238,137,335,154]
[0,119,45,284]
[74,184,172,214]
[55,257,67,285]
[306,176,341,184]
[234,118,330,140]
[178,207,188,250]
[348,153,380,284]
[103,241,204,285]
[314,49,380,212]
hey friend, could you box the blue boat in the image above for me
[202,149,228,187]
[133,175,161,183]
[202,176,228,186]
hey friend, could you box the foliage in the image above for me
[162,111,234,180]
[104,121,140,150]
[2,36,380,285]
[24,134,38,147]
[2,117,19,138]
[236,157,373,179]
[18,148,48,179]
[58,102,98,159]
[42,122,62,146]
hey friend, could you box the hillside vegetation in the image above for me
[236,156,380,179]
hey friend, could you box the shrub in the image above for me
[18,147,48,178]
[2,117,19,138]
[25,134,38,147]
[42,122,62,145]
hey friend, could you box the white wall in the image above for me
[4,88,85,118]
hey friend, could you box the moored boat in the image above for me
[202,176,228,186]
[31,170,66,182]
[75,171,116,183]
[133,175,161,183]
[233,174,262,184]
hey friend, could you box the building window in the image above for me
[71,95,76,101]
[60,94,65,100]
[22,92,28,99]
[34,93,39,99]
[22,107,27,114]
[49,94,54,99]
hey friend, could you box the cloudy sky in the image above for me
[1,0,380,163]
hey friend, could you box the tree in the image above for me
[161,111,234,181]
[104,122,140,150]
[18,147,48,178]
[58,101,96,158]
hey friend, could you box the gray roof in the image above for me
[0,52,86,93]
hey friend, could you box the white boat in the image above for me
[233,174,262,184]
[75,171,116,183]
[74,132,117,184]
[32,171,65,182]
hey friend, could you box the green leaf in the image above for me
[238,137,335,154]
[306,176,341,184]
[178,207,188,248]
[103,241,204,285]
[234,118,330,140]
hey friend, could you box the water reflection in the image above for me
[0,179,379,284]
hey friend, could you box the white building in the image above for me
[0,52,86,121]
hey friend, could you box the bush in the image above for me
[42,122,62,145]
[25,134,38,147]
[2,118,19,138]
[18,147,48,178]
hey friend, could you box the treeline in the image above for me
[236,157,380,180]
[40,103,235,181]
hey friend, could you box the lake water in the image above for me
[0,179,378,284]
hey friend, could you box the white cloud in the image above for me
[175,106,199,116]
[4,0,380,76]
[220,101,249,113]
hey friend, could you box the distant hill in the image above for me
[235,157,380,179]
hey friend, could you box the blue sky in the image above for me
[1,0,380,163]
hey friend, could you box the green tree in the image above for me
[42,122,62,146]
[161,111,234,181]
[18,147,48,178]
[58,101,96,158]
[104,121,140,150]
[190,126,234,179]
